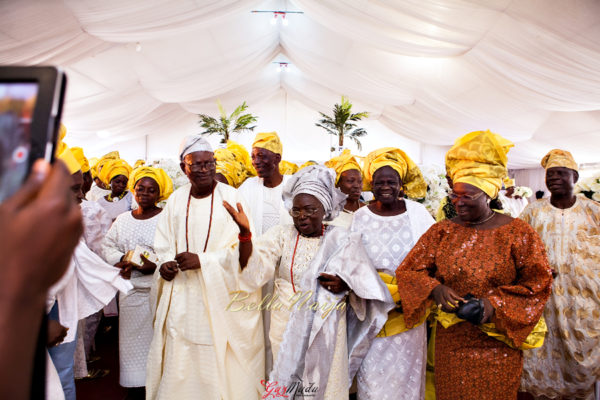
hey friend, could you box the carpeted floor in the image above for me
[75,316,127,400]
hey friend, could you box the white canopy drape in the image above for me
[1,0,599,167]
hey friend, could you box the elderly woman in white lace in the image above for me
[350,148,434,400]
[224,165,394,400]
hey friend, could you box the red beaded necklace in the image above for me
[184,186,215,253]
[290,224,325,293]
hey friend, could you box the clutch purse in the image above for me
[456,294,484,325]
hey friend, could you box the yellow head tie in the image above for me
[99,159,132,186]
[129,166,173,202]
[299,161,317,170]
[252,131,283,155]
[279,160,298,175]
[363,147,427,199]
[325,149,362,185]
[70,147,90,173]
[215,147,247,188]
[503,177,515,188]
[445,130,514,198]
[94,151,120,177]
[133,159,145,169]
[541,149,578,171]
[57,146,82,175]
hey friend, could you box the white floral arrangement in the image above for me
[513,186,533,198]
[149,158,188,190]
[575,175,600,202]
[419,164,450,218]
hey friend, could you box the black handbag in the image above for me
[456,294,485,325]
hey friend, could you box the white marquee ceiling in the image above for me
[1,0,600,168]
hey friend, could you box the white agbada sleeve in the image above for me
[80,200,112,256]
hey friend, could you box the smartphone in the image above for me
[0,66,67,203]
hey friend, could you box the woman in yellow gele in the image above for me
[102,166,173,399]
[396,130,553,400]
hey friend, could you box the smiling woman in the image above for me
[396,130,553,400]
[226,165,394,399]
[350,147,434,400]
[102,166,173,396]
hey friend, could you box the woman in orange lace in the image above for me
[396,130,553,400]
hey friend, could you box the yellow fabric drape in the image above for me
[99,159,132,186]
[325,149,362,184]
[435,310,547,350]
[128,166,174,202]
[376,272,429,337]
[540,149,578,171]
[363,147,427,199]
[252,131,282,155]
[445,130,514,198]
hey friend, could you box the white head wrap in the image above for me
[179,134,213,161]
[282,165,347,221]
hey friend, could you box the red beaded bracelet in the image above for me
[238,232,252,242]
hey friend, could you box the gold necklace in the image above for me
[465,211,496,226]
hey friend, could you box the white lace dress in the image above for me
[351,206,427,400]
[102,212,160,387]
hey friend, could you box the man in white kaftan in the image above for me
[238,131,292,375]
[146,136,264,400]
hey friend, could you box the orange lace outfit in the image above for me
[396,218,553,400]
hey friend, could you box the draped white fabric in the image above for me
[1,0,599,167]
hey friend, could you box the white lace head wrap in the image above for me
[179,134,213,161]
[282,165,347,221]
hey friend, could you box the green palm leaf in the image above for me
[198,100,258,142]
[315,96,369,149]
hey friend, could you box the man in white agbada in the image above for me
[238,131,292,374]
[226,165,394,400]
[146,135,264,400]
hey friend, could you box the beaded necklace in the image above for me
[184,186,215,253]
[290,224,325,293]
[107,191,127,202]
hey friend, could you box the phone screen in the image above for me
[0,82,39,203]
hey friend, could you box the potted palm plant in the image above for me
[316,96,369,153]
[198,100,258,145]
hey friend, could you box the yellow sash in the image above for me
[376,272,429,337]
[435,310,547,350]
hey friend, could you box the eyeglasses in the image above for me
[289,208,320,218]
[448,190,485,202]
[184,161,216,171]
